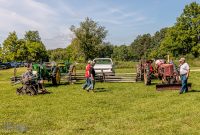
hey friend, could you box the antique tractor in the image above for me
[157,64,179,84]
[136,60,154,85]
[155,60,191,90]
[32,61,71,85]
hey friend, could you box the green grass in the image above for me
[0,68,200,135]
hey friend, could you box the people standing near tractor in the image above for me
[87,61,96,92]
[82,60,91,90]
[179,58,190,94]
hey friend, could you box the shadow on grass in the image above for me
[94,88,111,93]
[38,91,52,95]
[149,82,158,85]
[44,82,69,87]
[73,82,83,84]
[188,90,200,93]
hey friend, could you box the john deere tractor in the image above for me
[32,61,71,85]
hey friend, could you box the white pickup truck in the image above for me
[93,58,115,76]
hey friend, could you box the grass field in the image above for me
[0,67,200,135]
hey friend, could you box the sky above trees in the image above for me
[0,0,197,49]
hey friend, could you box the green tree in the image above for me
[97,42,114,58]
[111,45,133,61]
[149,28,169,58]
[15,39,28,62]
[160,2,200,57]
[24,31,41,42]
[26,41,48,62]
[48,48,69,62]
[70,17,108,61]
[66,38,84,62]
[24,30,48,62]
[130,33,152,60]
[2,31,18,62]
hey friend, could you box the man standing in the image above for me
[179,58,190,94]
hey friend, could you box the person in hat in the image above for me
[22,66,35,84]
[179,57,190,94]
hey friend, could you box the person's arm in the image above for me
[186,70,190,78]
[186,64,190,78]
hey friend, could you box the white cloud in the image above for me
[0,0,72,49]
[0,0,155,48]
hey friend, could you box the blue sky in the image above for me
[0,0,198,49]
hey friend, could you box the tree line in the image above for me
[0,31,48,63]
[0,2,199,63]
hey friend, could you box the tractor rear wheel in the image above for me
[27,85,38,96]
[52,67,61,85]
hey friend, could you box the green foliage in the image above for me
[112,45,133,61]
[97,42,114,58]
[1,31,48,62]
[149,28,169,58]
[24,30,41,42]
[66,38,85,62]
[130,34,152,59]
[26,41,48,62]
[48,48,69,62]
[70,17,108,61]
[2,31,18,62]
[24,30,48,62]
[159,2,200,58]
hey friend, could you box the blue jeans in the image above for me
[180,74,188,93]
[87,78,95,90]
[82,78,91,89]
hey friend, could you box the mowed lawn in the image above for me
[0,67,200,135]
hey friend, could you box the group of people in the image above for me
[82,60,96,92]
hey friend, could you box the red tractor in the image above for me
[157,63,180,84]
[136,59,191,90]
[155,60,191,90]
[136,60,154,85]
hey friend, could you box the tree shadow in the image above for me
[93,88,111,93]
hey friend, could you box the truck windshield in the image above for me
[94,59,112,64]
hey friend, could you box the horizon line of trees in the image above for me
[0,2,199,63]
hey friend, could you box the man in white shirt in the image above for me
[179,58,190,94]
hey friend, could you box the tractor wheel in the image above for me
[16,87,23,95]
[52,67,61,85]
[27,86,37,96]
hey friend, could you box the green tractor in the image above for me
[32,61,71,85]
